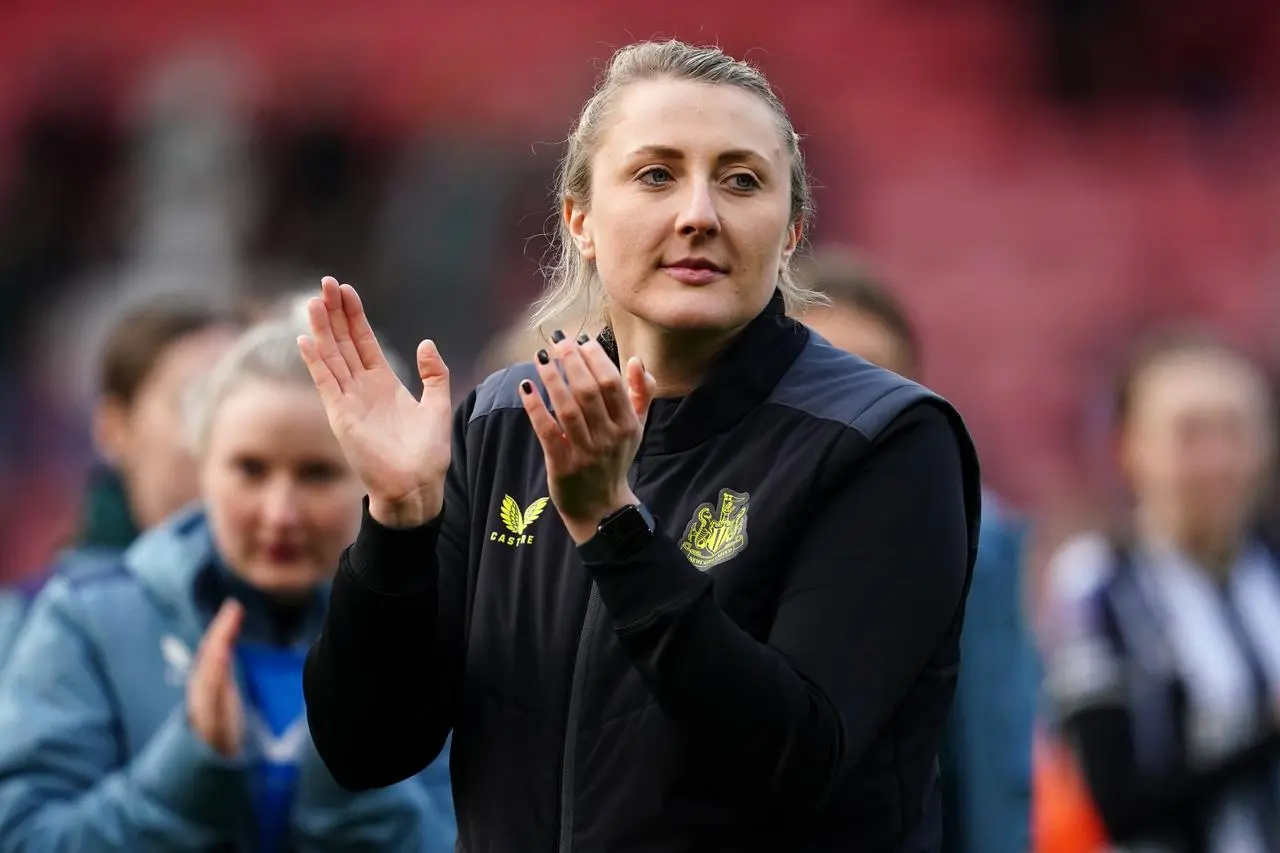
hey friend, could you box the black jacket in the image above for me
[304,294,982,852]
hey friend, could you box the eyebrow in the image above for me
[625,145,769,166]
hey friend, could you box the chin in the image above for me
[631,279,765,332]
[245,564,324,601]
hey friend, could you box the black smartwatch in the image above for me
[577,503,657,564]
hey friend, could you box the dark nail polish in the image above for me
[536,349,550,365]
[551,329,566,343]
[520,380,533,395]
[576,333,590,345]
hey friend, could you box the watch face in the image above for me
[603,505,653,554]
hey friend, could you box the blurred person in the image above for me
[799,247,1037,853]
[0,316,451,851]
[78,295,242,560]
[795,248,920,379]
[1044,330,1280,852]
[299,40,982,852]
[0,295,240,667]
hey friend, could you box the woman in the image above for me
[0,295,239,668]
[71,294,242,566]
[0,316,450,851]
[1044,331,1280,852]
[301,40,982,852]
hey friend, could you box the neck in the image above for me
[1137,504,1244,581]
[610,316,743,398]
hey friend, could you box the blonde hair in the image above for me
[187,292,408,452]
[530,39,825,331]
[185,318,312,454]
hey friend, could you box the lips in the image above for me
[664,257,726,273]
[661,257,728,286]
[264,543,301,563]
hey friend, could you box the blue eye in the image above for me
[638,167,673,186]
[729,173,760,190]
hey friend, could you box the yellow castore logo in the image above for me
[491,495,551,547]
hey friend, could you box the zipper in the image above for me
[556,458,641,853]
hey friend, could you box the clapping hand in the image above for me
[520,331,656,544]
[188,600,245,758]
[298,277,453,528]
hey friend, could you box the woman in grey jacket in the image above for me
[0,315,453,852]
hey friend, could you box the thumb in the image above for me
[198,599,243,681]
[626,357,656,423]
[417,339,450,391]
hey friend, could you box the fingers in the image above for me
[416,340,450,392]
[298,334,343,406]
[322,276,366,378]
[198,600,244,678]
[519,377,570,464]
[626,357,656,423]
[189,599,243,732]
[554,334,614,440]
[305,291,353,391]
[577,335,632,424]
[535,333,594,449]
[339,284,389,371]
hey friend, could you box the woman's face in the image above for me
[568,79,801,336]
[99,328,237,529]
[201,378,363,599]
[1121,351,1274,545]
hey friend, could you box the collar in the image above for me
[193,558,329,650]
[76,466,140,551]
[601,290,808,456]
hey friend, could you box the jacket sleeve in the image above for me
[583,402,971,817]
[292,733,455,853]
[1044,542,1280,841]
[303,390,475,791]
[941,503,1036,853]
[0,589,28,675]
[0,579,249,852]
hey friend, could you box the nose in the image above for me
[262,477,303,529]
[675,178,720,238]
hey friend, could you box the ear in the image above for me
[783,215,804,261]
[92,396,132,466]
[564,195,595,261]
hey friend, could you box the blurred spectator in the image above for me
[796,249,920,379]
[62,294,241,567]
[0,294,240,665]
[799,247,1037,853]
[1043,329,1280,851]
[0,315,452,851]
